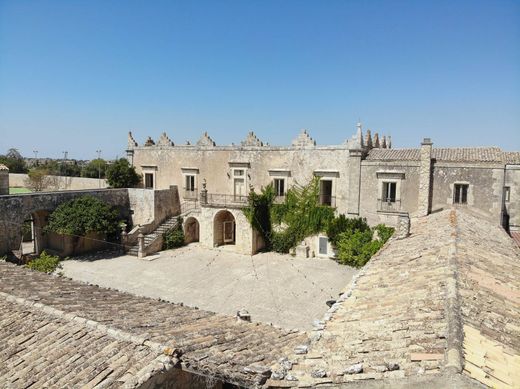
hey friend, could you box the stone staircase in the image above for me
[127,216,181,256]
[127,200,200,257]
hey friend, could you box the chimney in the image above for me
[418,138,433,216]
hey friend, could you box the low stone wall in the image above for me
[9,173,107,191]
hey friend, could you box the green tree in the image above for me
[24,167,58,192]
[0,148,28,173]
[81,158,107,179]
[45,195,120,236]
[106,158,140,188]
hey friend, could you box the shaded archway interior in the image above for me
[213,210,236,246]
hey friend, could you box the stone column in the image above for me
[397,213,410,239]
[0,165,9,195]
[200,178,208,206]
[137,229,145,258]
[418,138,433,217]
[347,149,362,216]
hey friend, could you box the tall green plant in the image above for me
[243,184,275,249]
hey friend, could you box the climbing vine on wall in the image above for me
[243,177,335,253]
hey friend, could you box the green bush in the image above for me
[375,224,395,242]
[326,214,370,245]
[335,223,394,268]
[45,195,120,236]
[26,251,61,273]
[163,217,185,249]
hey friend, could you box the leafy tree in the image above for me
[81,158,107,178]
[24,167,58,192]
[45,195,120,236]
[59,162,81,177]
[0,148,27,173]
[106,158,140,188]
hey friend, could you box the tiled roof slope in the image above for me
[0,262,305,388]
[268,209,520,388]
[0,296,173,389]
[366,146,510,163]
[504,151,520,165]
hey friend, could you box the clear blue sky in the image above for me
[0,0,519,159]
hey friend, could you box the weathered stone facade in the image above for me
[0,164,8,196]
[0,187,180,257]
[127,126,520,253]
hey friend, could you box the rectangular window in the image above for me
[274,178,285,197]
[504,186,510,202]
[234,169,244,177]
[382,182,397,203]
[319,179,333,206]
[454,184,468,204]
[185,175,196,191]
[144,173,154,189]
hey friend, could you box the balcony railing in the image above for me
[318,194,336,207]
[205,193,249,208]
[377,198,401,213]
[183,189,198,200]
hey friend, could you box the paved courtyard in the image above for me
[61,244,357,330]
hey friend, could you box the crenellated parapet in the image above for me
[241,131,264,147]
[157,132,174,146]
[196,131,216,147]
[292,129,316,148]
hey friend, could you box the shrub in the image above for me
[163,217,185,249]
[335,223,394,268]
[326,214,370,245]
[374,224,395,243]
[26,251,61,273]
[45,195,120,236]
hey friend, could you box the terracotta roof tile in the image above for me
[0,262,305,388]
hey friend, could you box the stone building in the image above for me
[127,125,520,255]
[0,164,8,195]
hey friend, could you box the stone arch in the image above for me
[20,209,50,256]
[184,216,200,244]
[213,210,236,246]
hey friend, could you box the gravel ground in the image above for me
[61,244,357,330]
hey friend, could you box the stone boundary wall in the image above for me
[9,173,107,191]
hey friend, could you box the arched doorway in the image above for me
[21,210,49,256]
[213,210,236,246]
[184,217,200,244]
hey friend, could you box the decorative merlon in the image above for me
[144,136,155,147]
[196,131,216,147]
[292,129,316,148]
[128,131,138,149]
[365,130,373,149]
[241,131,264,147]
[373,133,380,148]
[381,136,387,149]
[387,136,392,149]
[157,132,174,146]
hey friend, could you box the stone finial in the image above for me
[144,136,155,147]
[291,129,316,148]
[127,131,138,149]
[387,136,392,149]
[196,131,216,147]
[365,129,373,149]
[241,131,264,147]
[157,132,174,146]
[356,123,364,148]
[381,136,387,149]
[373,133,380,148]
